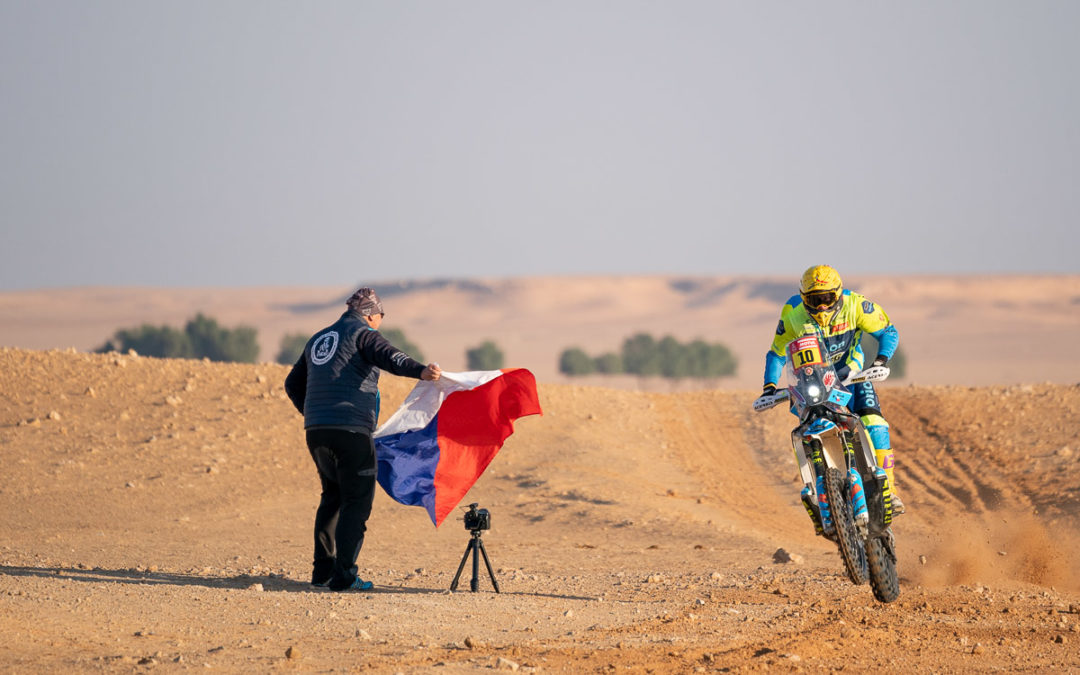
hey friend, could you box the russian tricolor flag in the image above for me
[374,368,542,526]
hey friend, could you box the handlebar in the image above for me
[753,389,789,412]
[841,364,891,386]
[752,365,890,413]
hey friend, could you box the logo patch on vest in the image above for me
[311,331,339,366]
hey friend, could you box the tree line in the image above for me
[559,333,738,378]
[96,314,260,363]
[96,315,906,380]
[97,314,506,370]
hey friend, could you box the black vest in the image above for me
[302,312,381,430]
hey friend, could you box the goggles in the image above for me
[803,290,840,310]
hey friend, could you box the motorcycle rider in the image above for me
[755,265,904,515]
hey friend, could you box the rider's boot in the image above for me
[873,447,905,516]
[863,413,905,517]
[800,487,825,536]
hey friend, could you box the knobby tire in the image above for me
[824,467,868,585]
[866,532,900,603]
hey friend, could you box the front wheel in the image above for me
[866,530,900,603]
[824,467,868,585]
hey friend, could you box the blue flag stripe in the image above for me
[374,413,442,523]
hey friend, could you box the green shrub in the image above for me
[559,333,736,378]
[185,313,259,363]
[98,324,194,359]
[381,328,426,363]
[658,336,691,378]
[621,333,663,376]
[276,332,310,365]
[689,339,737,377]
[558,347,595,376]
[593,352,623,374]
[97,313,259,363]
[466,340,504,370]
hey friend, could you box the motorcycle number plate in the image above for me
[794,347,823,367]
[789,336,824,368]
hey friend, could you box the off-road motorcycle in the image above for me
[753,328,900,603]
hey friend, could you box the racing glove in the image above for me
[872,355,890,368]
[753,383,780,412]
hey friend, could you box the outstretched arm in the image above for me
[357,330,429,379]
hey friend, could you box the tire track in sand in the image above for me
[651,391,823,547]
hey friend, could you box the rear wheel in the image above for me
[867,530,900,603]
[825,467,868,585]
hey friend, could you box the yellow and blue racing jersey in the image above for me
[763,290,899,388]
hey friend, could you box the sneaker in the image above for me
[332,577,373,592]
[891,494,906,516]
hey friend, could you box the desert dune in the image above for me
[2,275,1079,391]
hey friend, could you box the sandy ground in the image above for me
[2,346,1079,673]
[3,275,1080,391]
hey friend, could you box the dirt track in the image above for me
[2,347,1079,672]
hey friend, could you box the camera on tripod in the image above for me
[451,503,499,592]
[463,503,490,532]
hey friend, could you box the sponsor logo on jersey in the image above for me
[311,331,339,366]
[862,300,875,313]
[776,320,785,335]
[831,322,850,333]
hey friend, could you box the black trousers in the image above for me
[306,428,377,589]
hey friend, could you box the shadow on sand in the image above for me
[0,565,597,600]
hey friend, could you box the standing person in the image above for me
[285,287,442,591]
[756,265,904,515]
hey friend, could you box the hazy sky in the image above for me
[2,1,1078,289]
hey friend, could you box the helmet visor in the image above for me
[803,290,840,310]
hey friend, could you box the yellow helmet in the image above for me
[799,265,843,326]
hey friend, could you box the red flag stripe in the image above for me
[431,369,542,526]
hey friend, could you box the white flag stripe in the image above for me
[374,370,503,438]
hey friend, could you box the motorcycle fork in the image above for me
[801,437,829,536]
[840,431,869,533]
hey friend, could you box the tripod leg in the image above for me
[450,539,474,591]
[470,538,480,592]
[477,538,500,593]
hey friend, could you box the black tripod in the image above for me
[450,529,500,593]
